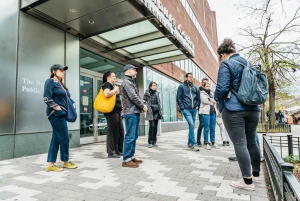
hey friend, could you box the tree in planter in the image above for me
[237,0,300,127]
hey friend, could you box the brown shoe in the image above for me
[122,161,139,168]
[132,158,143,164]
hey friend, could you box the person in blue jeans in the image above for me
[197,78,209,146]
[199,82,220,150]
[176,73,200,151]
[43,64,78,172]
[121,64,148,168]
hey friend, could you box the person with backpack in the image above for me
[176,73,200,152]
[143,82,163,148]
[197,78,209,146]
[102,71,124,158]
[214,39,265,191]
[43,64,78,172]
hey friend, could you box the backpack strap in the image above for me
[229,59,249,95]
[231,59,249,68]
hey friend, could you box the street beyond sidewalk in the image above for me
[0,129,268,201]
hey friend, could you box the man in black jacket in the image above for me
[176,73,200,151]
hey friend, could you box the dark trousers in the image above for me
[222,108,260,177]
[197,114,204,143]
[104,113,124,155]
[47,110,69,163]
[148,120,158,145]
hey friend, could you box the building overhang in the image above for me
[21,0,195,67]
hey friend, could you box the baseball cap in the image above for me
[123,64,138,72]
[50,64,68,73]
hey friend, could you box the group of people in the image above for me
[43,38,261,191]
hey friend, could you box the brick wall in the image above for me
[153,0,219,83]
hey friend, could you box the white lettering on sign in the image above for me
[21,78,44,94]
[141,0,195,56]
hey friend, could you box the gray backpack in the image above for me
[231,60,268,105]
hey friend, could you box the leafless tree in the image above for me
[237,0,300,126]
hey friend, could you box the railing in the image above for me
[267,135,300,157]
[263,134,300,201]
[257,124,291,133]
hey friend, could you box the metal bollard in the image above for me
[287,135,293,156]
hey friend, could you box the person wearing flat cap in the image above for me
[121,64,147,168]
[43,64,78,172]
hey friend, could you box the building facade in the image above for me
[0,0,218,160]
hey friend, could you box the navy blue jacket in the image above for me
[43,78,70,117]
[214,53,260,112]
[176,81,200,110]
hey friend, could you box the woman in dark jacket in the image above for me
[102,71,124,158]
[43,64,78,172]
[214,39,260,191]
[143,82,163,148]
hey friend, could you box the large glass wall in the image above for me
[80,48,124,80]
[173,59,216,90]
[146,68,183,122]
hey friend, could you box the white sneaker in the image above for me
[212,144,220,149]
[231,178,255,191]
[252,176,261,183]
[205,144,211,150]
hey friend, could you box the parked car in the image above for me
[89,118,108,134]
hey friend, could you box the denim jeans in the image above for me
[47,110,69,163]
[222,108,260,177]
[202,113,216,144]
[256,133,260,148]
[197,114,204,143]
[182,109,197,146]
[123,113,140,162]
[148,120,158,145]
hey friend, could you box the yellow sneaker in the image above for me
[46,165,63,172]
[63,161,78,169]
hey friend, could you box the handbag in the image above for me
[60,82,77,122]
[94,83,116,113]
[66,97,77,122]
[151,104,160,112]
[216,117,222,125]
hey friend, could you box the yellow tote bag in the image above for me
[93,84,116,113]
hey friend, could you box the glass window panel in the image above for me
[161,76,170,122]
[80,75,94,138]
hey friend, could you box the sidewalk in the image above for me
[0,129,269,201]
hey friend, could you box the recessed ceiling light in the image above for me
[69,9,76,13]
[89,20,95,24]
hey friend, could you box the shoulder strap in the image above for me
[231,59,249,68]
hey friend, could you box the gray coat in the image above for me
[143,90,163,121]
[121,76,144,115]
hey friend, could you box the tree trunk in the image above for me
[268,76,276,127]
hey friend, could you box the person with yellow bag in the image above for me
[94,71,124,158]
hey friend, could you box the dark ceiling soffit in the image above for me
[21,7,87,39]
[21,0,49,12]
[148,54,187,65]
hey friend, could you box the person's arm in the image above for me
[176,85,184,110]
[123,81,144,109]
[103,85,119,98]
[43,79,60,110]
[214,62,231,101]
[200,92,214,105]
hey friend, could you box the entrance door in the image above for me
[79,68,122,144]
